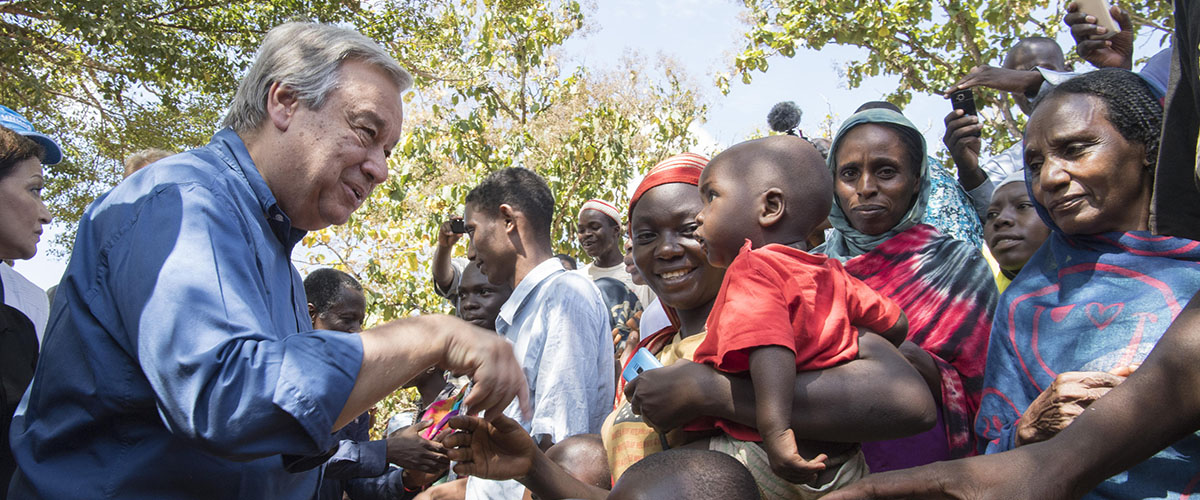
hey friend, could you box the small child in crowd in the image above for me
[690,135,908,484]
[984,171,1051,292]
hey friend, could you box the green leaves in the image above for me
[729,0,1171,170]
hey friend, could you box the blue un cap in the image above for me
[0,105,62,165]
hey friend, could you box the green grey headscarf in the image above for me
[816,109,932,261]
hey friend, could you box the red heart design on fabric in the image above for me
[1085,302,1123,331]
[1050,305,1075,322]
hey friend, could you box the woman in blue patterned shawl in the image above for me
[976,68,1200,498]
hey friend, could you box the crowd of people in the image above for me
[3,1,1200,499]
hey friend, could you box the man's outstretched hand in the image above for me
[438,318,532,421]
[443,415,537,481]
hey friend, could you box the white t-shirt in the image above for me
[1,262,49,343]
[582,262,656,309]
[639,297,670,336]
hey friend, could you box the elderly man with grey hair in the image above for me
[7,22,528,499]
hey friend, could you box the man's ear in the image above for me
[498,204,518,235]
[266,82,301,132]
[307,303,318,322]
[759,188,785,228]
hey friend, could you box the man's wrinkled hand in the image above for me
[439,317,531,421]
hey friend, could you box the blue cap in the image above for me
[0,105,62,165]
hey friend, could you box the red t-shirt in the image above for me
[688,241,903,441]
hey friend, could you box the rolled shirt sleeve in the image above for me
[104,183,362,459]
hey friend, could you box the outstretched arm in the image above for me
[444,415,608,500]
[625,331,936,442]
[825,290,1200,500]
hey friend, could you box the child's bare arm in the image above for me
[750,345,826,483]
[878,311,908,347]
[750,346,798,439]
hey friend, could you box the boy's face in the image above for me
[311,288,366,333]
[985,182,1051,272]
[465,202,517,287]
[456,262,512,331]
[576,210,621,259]
[695,159,757,268]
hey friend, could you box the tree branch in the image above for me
[148,1,228,21]
[1128,13,1174,35]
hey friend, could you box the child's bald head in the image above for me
[545,434,610,490]
[700,135,833,251]
[608,449,760,500]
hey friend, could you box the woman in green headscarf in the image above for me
[815,109,999,471]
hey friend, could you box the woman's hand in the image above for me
[623,359,726,431]
[385,420,450,474]
[443,415,537,481]
[1016,370,1130,446]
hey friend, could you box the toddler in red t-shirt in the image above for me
[692,135,908,484]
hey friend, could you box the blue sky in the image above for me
[13,0,1169,289]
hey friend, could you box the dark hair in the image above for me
[614,449,760,500]
[303,268,363,314]
[553,253,577,269]
[1035,69,1162,168]
[0,126,46,180]
[465,168,555,236]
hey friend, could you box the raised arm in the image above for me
[432,218,463,296]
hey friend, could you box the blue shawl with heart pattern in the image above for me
[976,226,1200,498]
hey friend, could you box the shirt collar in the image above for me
[497,257,566,327]
[209,128,308,251]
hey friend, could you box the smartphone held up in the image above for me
[950,89,978,116]
[1075,0,1120,40]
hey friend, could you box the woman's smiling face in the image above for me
[630,183,725,312]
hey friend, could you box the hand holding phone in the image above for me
[1075,0,1120,40]
[950,89,977,116]
[622,348,664,383]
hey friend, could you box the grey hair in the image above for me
[221,22,413,133]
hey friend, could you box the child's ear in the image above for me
[759,188,785,228]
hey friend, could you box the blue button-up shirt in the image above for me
[317,412,410,500]
[8,129,364,499]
